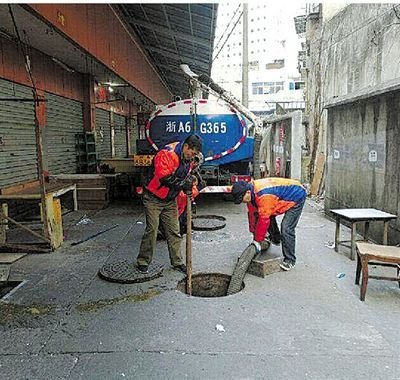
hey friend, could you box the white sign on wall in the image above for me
[368,150,377,162]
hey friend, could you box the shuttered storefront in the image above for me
[96,108,111,159]
[45,93,84,174]
[0,79,37,187]
[114,113,127,157]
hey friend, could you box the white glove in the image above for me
[252,240,261,252]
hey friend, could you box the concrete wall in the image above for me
[320,4,400,101]
[321,3,400,244]
[325,92,400,244]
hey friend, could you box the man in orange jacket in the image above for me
[231,177,307,271]
[137,134,202,274]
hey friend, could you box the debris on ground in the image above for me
[76,215,93,226]
[325,241,335,249]
[336,272,346,279]
[215,324,225,332]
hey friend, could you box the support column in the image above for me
[83,74,96,132]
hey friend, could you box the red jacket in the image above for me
[146,141,193,200]
[247,178,306,242]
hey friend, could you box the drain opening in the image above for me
[0,281,23,300]
[192,215,226,231]
[177,273,244,297]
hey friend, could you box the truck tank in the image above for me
[144,98,254,184]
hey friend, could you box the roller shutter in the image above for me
[44,93,84,174]
[96,108,111,159]
[114,113,127,157]
[0,79,37,187]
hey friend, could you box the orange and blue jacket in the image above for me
[146,141,193,200]
[248,178,306,242]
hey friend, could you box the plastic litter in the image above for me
[76,215,93,225]
[215,324,225,332]
[325,241,335,249]
[136,221,144,225]
[336,272,345,279]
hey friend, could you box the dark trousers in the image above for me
[281,200,305,264]
[137,191,183,267]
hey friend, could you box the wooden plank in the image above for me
[310,153,325,195]
[0,265,10,281]
[0,180,40,195]
[0,253,27,264]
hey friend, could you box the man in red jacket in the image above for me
[231,177,306,271]
[137,134,202,274]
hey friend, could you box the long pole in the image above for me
[241,3,249,108]
[186,195,192,295]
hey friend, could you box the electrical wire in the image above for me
[213,4,241,52]
[212,10,243,63]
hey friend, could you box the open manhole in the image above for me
[192,215,226,231]
[0,281,23,300]
[177,273,244,297]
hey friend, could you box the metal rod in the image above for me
[71,224,119,246]
[3,214,50,243]
[34,94,50,241]
[186,195,192,295]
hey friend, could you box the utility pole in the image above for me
[241,3,249,108]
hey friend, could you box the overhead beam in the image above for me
[146,46,209,68]
[129,18,211,48]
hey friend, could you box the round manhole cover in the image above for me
[192,231,231,243]
[99,260,163,283]
[192,215,226,231]
[177,273,244,297]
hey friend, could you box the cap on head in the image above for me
[231,180,250,204]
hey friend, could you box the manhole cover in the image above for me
[192,231,231,243]
[177,273,244,297]
[99,260,163,283]
[192,215,226,231]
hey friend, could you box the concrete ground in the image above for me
[0,195,399,379]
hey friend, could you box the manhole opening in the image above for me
[0,281,22,300]
[192,215,226,231]
[177,273,244,297]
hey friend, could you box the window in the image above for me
[251,81,284,95]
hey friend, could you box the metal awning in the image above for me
[116,3,218,99]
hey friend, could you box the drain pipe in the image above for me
[186,195,192,295]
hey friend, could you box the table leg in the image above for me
[360,256,369,301]
[73,187,78,211]
[351,222,357,260]
[335,217,340,252]
[355,250,361,285]
[364,221,370,241]
[383,221,389,245]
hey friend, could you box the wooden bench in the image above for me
[355,242,400,301]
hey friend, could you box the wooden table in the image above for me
[355,242,400,301]
[0,182,77,209]
[330,208,397,260]
[0,183,77,249]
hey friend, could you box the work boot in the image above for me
[137,264,149,274]
[173,264,187,274]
